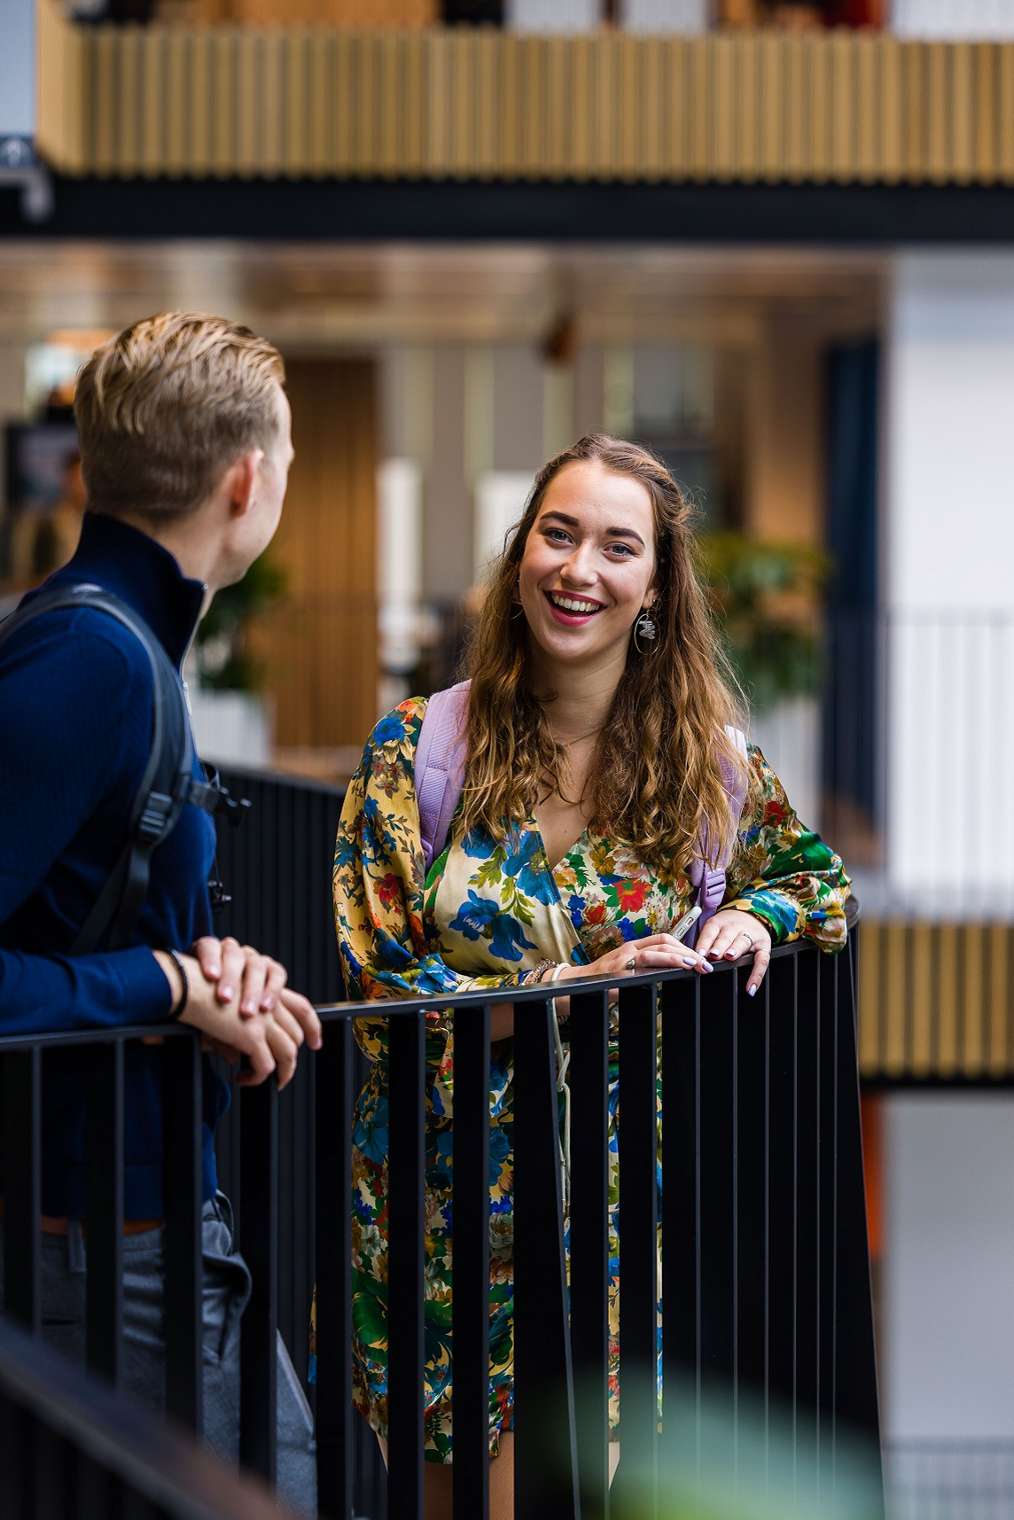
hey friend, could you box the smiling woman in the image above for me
[332,433,851,1520]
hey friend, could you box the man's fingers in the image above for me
[192,935,223,980]
[279,988,323,1050]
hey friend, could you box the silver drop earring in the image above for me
[633,608,658,654]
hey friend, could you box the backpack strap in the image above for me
[415,680,471,875]
[0,584,223,952]
[685,725,750,947]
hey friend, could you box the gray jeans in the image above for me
[1,1194,316,1515]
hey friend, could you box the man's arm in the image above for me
[0,616,175,1033]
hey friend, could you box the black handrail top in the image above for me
[0,931,848,1053]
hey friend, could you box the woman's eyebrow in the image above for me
[540,509,646,547]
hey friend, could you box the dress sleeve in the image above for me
[332,698,541,1059]
[722,744,851,952]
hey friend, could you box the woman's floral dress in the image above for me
[332,697,850,1464]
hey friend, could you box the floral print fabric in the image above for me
[332,697,850,1463]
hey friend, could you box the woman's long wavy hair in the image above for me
[458,434,749,882]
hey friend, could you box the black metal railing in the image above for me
[0,1312,291,1520]
[0,924,882,1520]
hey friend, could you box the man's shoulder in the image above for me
[0,592,152,687]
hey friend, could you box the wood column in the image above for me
[256,357,378,755]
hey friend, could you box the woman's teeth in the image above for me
[548,593,602,615]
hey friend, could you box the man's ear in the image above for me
[225,448,264,520]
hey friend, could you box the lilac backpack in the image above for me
[415,680,749,948]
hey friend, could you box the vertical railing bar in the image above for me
[792,953,799,1495]
[764,972,771,1496]
[86,1039,124,1386]
[659,974,696,1495]
[2,1048,41,1331]
[315,1016,353,1520]
[694,973,702,1480]
[239,1079,279,1483]
[732,968,739,1484]
[388,1011,425,1520]
[452,1001,491,1520]
[815,949,822,1493]
[569,987,609,1520]
[162,1032,203,1433]
[514,994,580,1520]
[617,979,658,1516]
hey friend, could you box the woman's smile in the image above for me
[543,589,607,625]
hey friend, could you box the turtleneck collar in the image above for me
[48,511,207,668]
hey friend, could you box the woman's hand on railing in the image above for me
[694,910,772,998]
[557,934,715,985]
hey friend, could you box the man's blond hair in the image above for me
[74,312,285,520]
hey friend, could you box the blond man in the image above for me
[0,314,319,1512]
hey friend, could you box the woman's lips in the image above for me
[543,590,606,626]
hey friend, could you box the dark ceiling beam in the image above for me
[4,177,1014,244]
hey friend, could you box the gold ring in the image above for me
[625,956,637,971]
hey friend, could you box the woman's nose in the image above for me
[560,544,596,584]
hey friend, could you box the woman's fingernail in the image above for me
[262,996,274,1012]
[219,984,234,1001]
[747,985,757,997]
[241,999,256,1015]
[209,964,221,977]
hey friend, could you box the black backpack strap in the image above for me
[0,584,196,953]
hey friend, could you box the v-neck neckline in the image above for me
[529,814,592,875]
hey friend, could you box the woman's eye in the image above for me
[545,528,571,544]
[607,542,634,557]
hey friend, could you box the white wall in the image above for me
[884,1095,1014,1439]
[883,255,1014,907]
[892,0,1014,38]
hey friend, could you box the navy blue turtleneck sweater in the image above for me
[0,512,227,1217]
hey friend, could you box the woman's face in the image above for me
[518,459,657,671]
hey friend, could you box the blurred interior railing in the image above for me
[37,1,1014,185]
[885,1440,1014,1520]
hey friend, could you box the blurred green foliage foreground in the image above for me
[603,1382,882,1520]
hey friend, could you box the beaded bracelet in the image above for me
[525,958,557,985]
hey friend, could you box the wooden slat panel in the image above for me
[883,921,907,1078]
[284,29,308,177]
[999,43,1014,183]
[936,923,959,1078]
[165,28,189,175]
[35,14,1014,190]
[790,34,814,183]
[236,29,258,176]
[880,34,902,184]
[910,921,933,1079]
[973,42,997,184]
[988,924,1010,1076]
[211,29,236,177]
[951,40,973,184]
[855,33,878,183]
[962,922,985,1076]
[93,28,119,177]
[859,921,880,1076]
